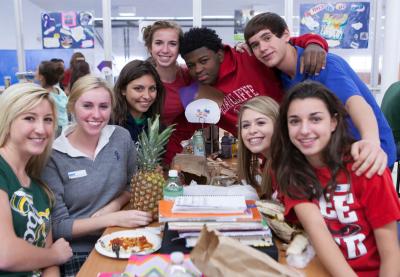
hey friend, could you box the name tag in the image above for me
[68,170,87,179]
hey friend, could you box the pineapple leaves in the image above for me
[137,114,175,170]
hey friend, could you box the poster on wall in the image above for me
[41,11,95,49]
[234,9,255,43]
[300,2,370,49]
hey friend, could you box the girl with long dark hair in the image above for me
[269,81,400,276]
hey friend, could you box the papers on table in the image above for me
[158,195,272,249]
[167,221,264,231]
[183,184,260,200]
[172,195,247,214]
[158,199,262,222]
[185,235,273,248]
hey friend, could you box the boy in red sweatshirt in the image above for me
[164,27,328,165]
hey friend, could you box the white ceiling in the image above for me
[28,0,283,18]
[29,0,188,17]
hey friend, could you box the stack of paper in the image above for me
[159,199,261,222]
[172,195,247,213]
[159,198,272,248]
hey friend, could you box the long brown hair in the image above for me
[267,81,354,201]
[237,96,279,194]
[69,60,90,91]
[113,60,165,126]
[69,52,85,68]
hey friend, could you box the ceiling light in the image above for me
[118,6,136,17]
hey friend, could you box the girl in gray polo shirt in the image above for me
[42,75,153,276]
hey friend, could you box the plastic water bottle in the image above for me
[220,132,233,159]
[163,170,183,200]
[192,130,205,157]
[164,251,192,277]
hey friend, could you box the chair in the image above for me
[381,81,400,196]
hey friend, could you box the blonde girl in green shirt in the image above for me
[0,83,72,276]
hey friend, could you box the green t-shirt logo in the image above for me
[10,188,50,247]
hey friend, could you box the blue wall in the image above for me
[0,49,73,86]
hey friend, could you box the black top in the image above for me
[124,113,147,143]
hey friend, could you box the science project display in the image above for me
[300,2,370,49]
[41,11,95,49]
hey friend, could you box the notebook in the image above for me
[159,223,279,261]
[158,200,262,222]
[172,195,247,213]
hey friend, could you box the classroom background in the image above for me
[0,0,399,104]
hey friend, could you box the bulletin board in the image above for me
[300,2,370,49]
[41,11,95,49]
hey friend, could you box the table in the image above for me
[78,157,329,276]
[77,224,330,277]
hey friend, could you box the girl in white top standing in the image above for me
[36,60,69,136]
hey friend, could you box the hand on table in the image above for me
[110,210,153,228]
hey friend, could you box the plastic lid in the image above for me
[168,169,178,177]
[170,251,184,264]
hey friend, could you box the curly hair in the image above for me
[267,81,354,201]
[142,20,183,52]
[180,27,223,57]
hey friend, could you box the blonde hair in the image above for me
[0,83,57,204]
[142,20,183,52]
[237,96,279,195]
[68,75,115,119]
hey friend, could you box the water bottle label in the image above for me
[163,181,183,200]
[163,190,183,200]
[193,146,205,156]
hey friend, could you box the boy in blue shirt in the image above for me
[244,12,396,176]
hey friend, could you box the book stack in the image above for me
[158,195,273,248]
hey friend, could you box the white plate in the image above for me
[95,229,162,259]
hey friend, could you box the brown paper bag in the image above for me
[190,226,304,277]
[172,154,209,184]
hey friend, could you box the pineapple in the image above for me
[130,115,175,220]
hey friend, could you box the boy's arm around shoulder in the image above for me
[346,95,387,178]
[290,34,328,75]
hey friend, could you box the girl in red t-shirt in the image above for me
[269,81,400,276]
